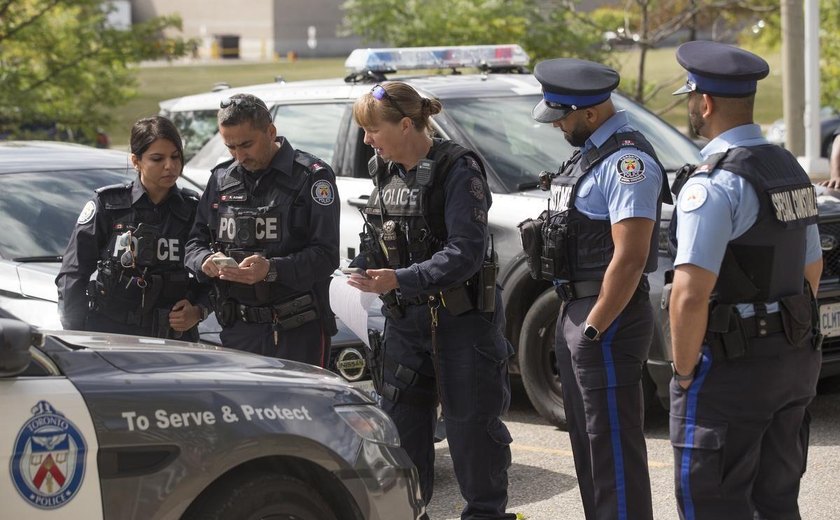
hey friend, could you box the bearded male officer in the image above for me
[526,58,670,520]
[668,41,823,519]
[185,93,340,365]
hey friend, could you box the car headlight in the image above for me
[335,405,400,447]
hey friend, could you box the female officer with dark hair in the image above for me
[57,116,207,340]
[347,81,516,520]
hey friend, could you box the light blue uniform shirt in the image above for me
[574,111,663,224]
[674,124,820,317]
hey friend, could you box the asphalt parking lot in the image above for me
[427,377,840,520]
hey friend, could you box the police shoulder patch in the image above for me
[11,400,87,510]
[472,207,487,224]
[680,183,708,212]
[468,176,485,201]
[311,179,335,206]
[616,154,646,184]
[76,200,96,224]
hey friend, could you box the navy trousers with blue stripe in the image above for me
[669,339,820,520]
[555,294,654,520]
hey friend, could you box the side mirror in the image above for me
[0,318,36,377]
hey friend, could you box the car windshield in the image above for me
[167,109,219,162]
[0,169,131,260]
[443,94,702,191]
[187,103,348,180]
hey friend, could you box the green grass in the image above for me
[106,48,784,146]
[109,58,345,146]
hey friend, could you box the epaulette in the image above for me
[95,182,132,210]
[95,182,132,195]
[294,150,330,175]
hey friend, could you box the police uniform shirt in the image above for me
[674,123,821,316]
[184,137,340,294]
[574,110,663,223]
[393,155,491,298]
[57,181,198,330]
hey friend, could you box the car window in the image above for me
[444,94,702,192]
[167,110,220,162]
[0,169,130,259]
[186,103,348,176]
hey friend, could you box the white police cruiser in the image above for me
[0,312,423,519]
[163,45,840,427]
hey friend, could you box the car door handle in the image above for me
[348,196,369,208]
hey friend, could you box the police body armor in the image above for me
[671,145,821,355]
[209,153,327,330]
[361,139,493,315]
[90,182,199,335]
[537,131,669,282]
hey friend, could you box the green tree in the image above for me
[742,0,840,111]
[340,0,606,66]
[0,0,195,141]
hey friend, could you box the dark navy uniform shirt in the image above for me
[394,155,491,298]
[56,180,203,330]
[184,137,340,295]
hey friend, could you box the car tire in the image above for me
[519,288,567,430]
[183,471,339,520]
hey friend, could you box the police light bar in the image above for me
[345,44,530,73]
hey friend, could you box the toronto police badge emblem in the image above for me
[616,154,646,184]
[311,180,335,206]
[10,400,87,509]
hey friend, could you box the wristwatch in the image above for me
[197,304,210,322]
[671,362,695,382]
[263,260,278,282]
[582,322,601,341]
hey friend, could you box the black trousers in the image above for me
[87,310,199,342]
[380,288,516,520]
[555,294,654,520]
[669,339,820,520]
[219,318,329,367]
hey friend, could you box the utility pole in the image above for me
[781,0,805,156]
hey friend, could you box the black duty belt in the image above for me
[237,294,318,330]
[555,276,650,302]
[401,294,432,306]
[738,312,784,338]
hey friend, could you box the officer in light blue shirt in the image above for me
[529,58,671,520]
[668,40,823,520]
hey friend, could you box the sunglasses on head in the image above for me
[370,84,410,120]
[220,97,274,118]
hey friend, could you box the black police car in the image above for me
[0,312,424,519]
[165,45,840,427]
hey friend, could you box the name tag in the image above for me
[769,185,818,223]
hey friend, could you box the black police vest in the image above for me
[95,182,199,311]
[212,152,324,305]
[544,131,668,281]
[363,139,487,268]
[672,146,818,303]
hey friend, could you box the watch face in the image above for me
[583,325,598,340]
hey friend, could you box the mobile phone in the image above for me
[212,256,239,269]
[341,267,370,278]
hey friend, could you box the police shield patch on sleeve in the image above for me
[616,154,646,184]
[76,200,96,224]
[468,177,485,201]
[311,180,335,206]
[680,183,708,212]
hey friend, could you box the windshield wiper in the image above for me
[13,256,63,262]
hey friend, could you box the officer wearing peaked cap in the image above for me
[668,41,822,519]
[523,58,670,520]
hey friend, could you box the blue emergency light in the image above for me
[344,44,530,73]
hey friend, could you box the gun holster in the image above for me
[707,303,748,359]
